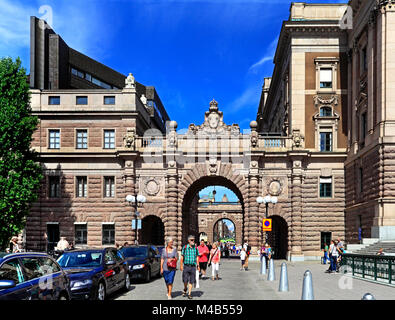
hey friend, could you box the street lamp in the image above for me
[126,194,147,244]
[257,195,278,243]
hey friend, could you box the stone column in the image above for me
[124,160,136,244]
[247,161,260,251]
[290,159,304,261]
[368,11,376,134]
[166,161,179,248]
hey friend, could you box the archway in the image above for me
[267,215,288,259]
[213,218,236,243]
[140,215,165,246]
[181,175,245,246]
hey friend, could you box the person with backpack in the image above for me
[208,242,221,280]
[180,235,200,299]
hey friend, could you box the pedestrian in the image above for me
[9,237,21,253]
[244,243,251,270]
[123,242,129,248]
[326,240,338,273]
[323,243,330,264]
[198,240,209,279]
[160,237,178,300]
[377,248,385,256]
[206,241,212,252]
[55,237,69,251]
[240,247,247,271]
[180,235,200,300]
[208,242,221,280]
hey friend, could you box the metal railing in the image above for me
[198,201,240,208]
[341,253,395,285]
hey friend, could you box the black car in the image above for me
[0,252,70,300]
[120,245,161,282]
[57,248,130,300]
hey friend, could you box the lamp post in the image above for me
[256,195,278,243]
[126,194,147,245]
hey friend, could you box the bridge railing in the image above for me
[341,253,395,285]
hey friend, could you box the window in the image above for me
[359,167,363,193]
[76,96,88,105]
[104,130,115,149]
[102,224,115,245]
[361,112,367,140]
[71,68,78,76]
[85,73,92,82]
[320,68,332,89]
[320,107,332,117]
[48,96,60,105]
[320,132,332,152]
[361,47,368,73]
[104,96,115,105]
[320,232,332,250]
[104,177,115,198]
[320,177,332,198]
[20,257,60,281]
[76,130,88,149]
[76,176,88,198]
[0,259,24,284]
[49,130,60,149]
[75,224,87,245]
[49,176,61,198]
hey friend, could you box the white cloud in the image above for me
[248,37,278,73]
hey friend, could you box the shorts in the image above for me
[241,260,245,265]
[199,262,208,271]
[182,265,196,284]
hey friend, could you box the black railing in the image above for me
[341,253,395,285]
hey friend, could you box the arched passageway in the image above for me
[140,215,165,246]
[181,176,244,246]
[213,218,236,243]
[267,215,288,259]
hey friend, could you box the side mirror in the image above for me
[0,280,16,290]
[106,260,116,266]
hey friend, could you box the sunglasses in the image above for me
[189,239,195,242]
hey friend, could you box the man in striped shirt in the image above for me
[180,235,200,299]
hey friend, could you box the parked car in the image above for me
[57,248,130,300]
[0,252,70,300]
[120,245,161,282]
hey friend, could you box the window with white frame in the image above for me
[104,130,115,149]
[75,224,87,245]
[319,177,333,198]
[49,130,60,149]
[76,176,88,198]
[320,106,333,117]
[104,177,115,198]
[102,224,115,245]
[76,130,88,149]
[319,127,333,152]
[320,68,333,89]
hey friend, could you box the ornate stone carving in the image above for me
[187,100,240,136]
[313,95,339,108]
[144,178,160,196]
[167,121,178,148]
[291,129,304,148]
[208,158,219,175]
[140,94,147,106]
[268,180,282,196]
[125,73,136,89]
[123,128,136,149]
[250,121,259,148]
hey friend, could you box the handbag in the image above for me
[208,249,218,267]
[167,249,177,269]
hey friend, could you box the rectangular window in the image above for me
[361,112,367,140]
[76,96,88,105]
[102,224,115,245]
[104,130,115,149]
[320,132,332,152]
[49,130,60,149]
[49,176,61,198]
[85,73,92,82]
[320,68,332,89]
[76,176,88,198]
[48,96,60,105]
[75,224,87,245]
[104,177,115,198]
[71,68,78,76]
[320,177,332,198]
[320,232,332,250]
[76,130,88,149]
[104,96,116,105]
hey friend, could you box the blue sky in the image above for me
[0,0,345,130]
[199,186,238,202]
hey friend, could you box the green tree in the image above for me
[0,57,43,250]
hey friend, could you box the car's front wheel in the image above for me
[124,273,131,291]
[96,282,106,301]
[145,269,151,283]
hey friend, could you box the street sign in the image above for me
[262,219,272,232]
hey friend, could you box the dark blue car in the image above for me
[57,248,130,300]
[0,252,70,300]
[120,245,161,282]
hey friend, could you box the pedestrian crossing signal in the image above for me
[262,219,272,232]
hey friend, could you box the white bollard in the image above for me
[301,270,314,300]
[267,258,275,281]
[362,293,375,300]
[260,255,267,275]
[278,262,289,292]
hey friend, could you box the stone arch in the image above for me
[140,215,165,246]
[178,163,247,247]
[209,215,241,245]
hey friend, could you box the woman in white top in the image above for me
[240,248,247,271]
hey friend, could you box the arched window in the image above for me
[320,107,332,117]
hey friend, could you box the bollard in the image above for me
[278,262,289,292]
[260,256,267,275]
[267,258,275,281]
[362,293,375,300]
[301,270,314,300]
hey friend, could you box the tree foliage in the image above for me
[0,57,43,250]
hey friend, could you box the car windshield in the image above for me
[120,247,147,258]
[57,251,102,268]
